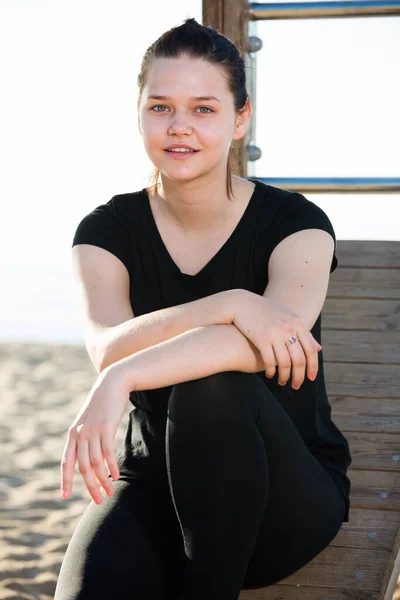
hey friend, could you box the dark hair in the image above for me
[137,17,250,201]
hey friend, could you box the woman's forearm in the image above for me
[111,323,266,393]
[99,289,245,373]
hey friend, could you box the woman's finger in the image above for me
[285,337,307,389]
[273,338,293,386]
[77,437,103,504]
[290,330,320,384]
[302,332,321,380]
[60,434,77,499]
[89,435,114,497]
[259,342,277,379]
[101,430,120,482]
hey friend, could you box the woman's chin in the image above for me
[159,167,207,183]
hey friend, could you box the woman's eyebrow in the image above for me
[147,95,220,102]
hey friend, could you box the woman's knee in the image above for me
[54,479,168,599]
[168,371,262,423]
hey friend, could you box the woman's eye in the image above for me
[150,105,213,114]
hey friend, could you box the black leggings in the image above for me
[54,371,346,600]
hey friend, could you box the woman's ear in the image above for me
[232,99,252,142]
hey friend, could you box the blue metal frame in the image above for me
[247,1,400,192]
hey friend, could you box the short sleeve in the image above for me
[72,197,133,274]
[264,192,338,274]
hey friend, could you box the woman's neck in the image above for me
[154,174,245,232]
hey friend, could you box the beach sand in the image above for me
[0,342,131,600]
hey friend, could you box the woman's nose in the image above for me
[168,113,192,135]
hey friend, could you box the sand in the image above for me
[0,342,131,600]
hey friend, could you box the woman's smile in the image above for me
[164,148,200,160]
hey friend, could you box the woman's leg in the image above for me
[54,477,186,600]
[166,371,346,599]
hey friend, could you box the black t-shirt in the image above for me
[72,179,352,522]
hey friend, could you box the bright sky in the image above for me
[1,0,399,343]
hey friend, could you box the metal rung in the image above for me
[249,0,400,20]
[252,177,400,192]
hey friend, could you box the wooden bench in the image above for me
[238,240,400,600]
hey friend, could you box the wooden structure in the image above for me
[201,1,400,598]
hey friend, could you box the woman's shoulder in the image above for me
[252,178,304,203]
[252,179,326,223]
[72,188,148,247]
[109,187,148,209]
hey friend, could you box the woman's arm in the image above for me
[59,323,265,505]
[111,323,266,393]
[98,290,243,373]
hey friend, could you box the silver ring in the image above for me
[285,336,297,348]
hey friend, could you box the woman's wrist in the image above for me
[195,288,248,326]
[105,357,139,394]
[226,288,252,323]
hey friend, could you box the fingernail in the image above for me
[62,489,69,499]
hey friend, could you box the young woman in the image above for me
[54,18,351,600]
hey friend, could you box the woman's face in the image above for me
[138,55,249,185]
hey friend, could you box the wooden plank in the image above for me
[240,587,379,599]
[238,510,400,599]
[330,398,400,434]
[327,268,400,298]
[331,508,400,548]
[346,469,400,511]
[238,546,390,595]
[319,329,400,363]
[202,0,223,30]
[322,298,400,331]
[324,362,400,398]
[334,240,400,268]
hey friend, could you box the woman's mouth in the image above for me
[164,149,200,159]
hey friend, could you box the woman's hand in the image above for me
[232,291,322,389]
[60,367,130,504]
